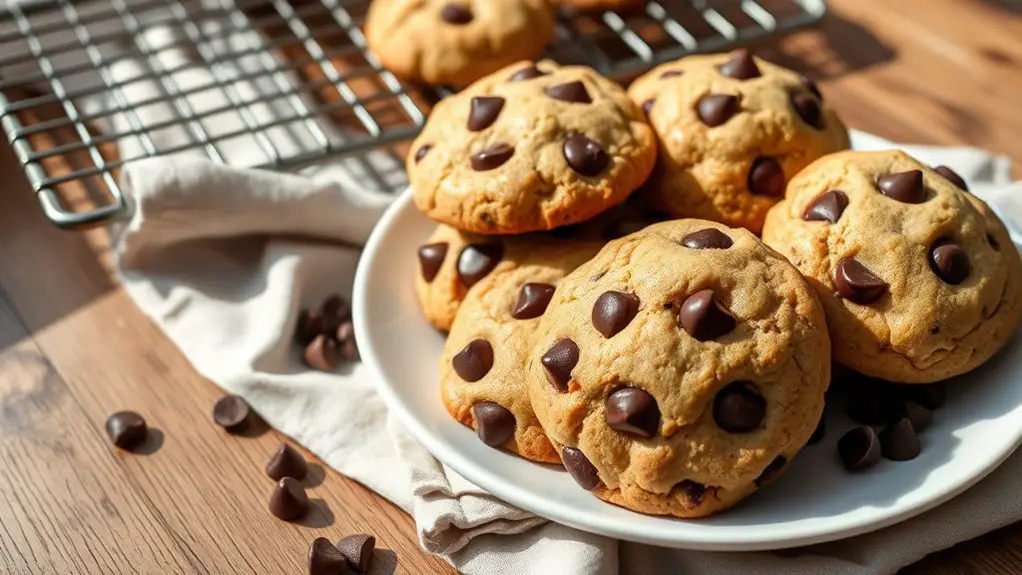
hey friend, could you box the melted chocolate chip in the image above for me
[592,291,640,338]
[509,64,545,81]
[755,456,786,487]
[440,3,472,24]
[472,402,516,447]
[834,258,888,304]
[414,144,432,163]
[679,289,736,341]
[748,157,785,196]
[605,388,660,438]
[467,96,505,131]
[696,94,739,127]
[879,418,921,461]
[418,242,448,283]
[563,133,609,176]
[681,228,733,250]
[562,446,601,490]
[719,48,761,79]
[877,170,926,204]
[452,339,494,382]
[803,190,849,223]
[934,165,969,192]
[790,92,823,128]
[713,382,765,433]
[542,339,579,392]
[470,143,514,171]
[545,80,591,104]
[838,426,881,471]
[800,74,822,100]
[929,239,970,285]
[512,283,556,319]
[457,243,502,286]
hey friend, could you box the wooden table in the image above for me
[1,0,1021,573]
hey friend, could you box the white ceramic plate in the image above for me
[353,190,1022,551]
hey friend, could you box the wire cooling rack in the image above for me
[0,0,826,229]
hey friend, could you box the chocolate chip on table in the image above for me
[713,382,765,433]
[106,411,148,449]
[934,165,969,192]
[837,426,881,471]
[470,143,514,171]
[467,96,505,131]
[418,242,448,283]
[452,338,494,382]
[509,64,546,81]
[900,400,933,432]
[541,338,579,392]
[592,291,640,338]
[472,401,516,447]
[803,190,849,223]
[269,477,310,521]
[718,48,761,79]
[877,170,926,203]
[414,144,432,163]
[790,92,823,128]
[605,387,660,438]
[545,80,591,104]
[679,289,736,341]
[696,94,739,127]
[212,395,251,432]
[754,456,786,487]
[681,228,733,250]
[800,74,822,100]
[902,381,946,410]
[748,157,785,196]
[929,239,970,285]
[336,533,376,574]
[512,283,556,319]
[336,321,360,362]
[563,133,609,177]
[660,70,682,78]
[266,442,309,481]
[834,258,888,304]
[440,3,472,24]
[308,537,348,575]
[457,244,503,286]
[641,99,655,115]
[879,418,921,461]
[304,334,341,371]
[561,446,601,490]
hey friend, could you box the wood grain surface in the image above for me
[1,0,1021,573]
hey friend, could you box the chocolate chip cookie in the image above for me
[627,49,850,234]
[526,219,830,517]
[364,0,556,87]
[440,240,602,462]
[410,60,657,234]
[763,150,1022,383]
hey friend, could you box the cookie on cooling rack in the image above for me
[627,49,850,233]
[763,149,1022,383]
[409,60,657,235]
[526,219,830,517]
[364,0,556,86]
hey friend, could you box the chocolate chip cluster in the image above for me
[296,294,360,371]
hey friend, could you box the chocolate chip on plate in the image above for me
[902,382,946,410]
[679,289,736,341]
[266,442,309,481]
[470,143,514,171]
[845,378,900,425]
[879,417,921,461]
[440,3,472,24]
[899,400,933,432]
[719,48,761,79]
[592,291,640,338]
[748,157,785,196]
[106,411,148,449]
[472,401,516,447]
[837,426,881,471]
[713,381,765,433]
[877,170,926,203]
[605,387,660,438]
[336,533,376,573]
[563,133,609,176]
[834,258,888,304]
[452,338,494,382]
[467,96,505,132]
[308,537,348,575]
[418,242,448,283]
[929,239,970,285]
[304,334,341,371]
[934,165,969,192]
[803,190,849,223]
[269,477,310,521]
[696,94,739,127]
[212,395,251,432]
[512,283,556,319]
[561,446,601,490]
[545,80,591,104]
[541,338,579,392]
[681,228,733,250]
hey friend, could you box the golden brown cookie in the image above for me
[627,49,850,233]
[440,240,602,463]
[762,150,1022,383]
[409,60,657,234]
[526,219,830,517]
[364,0,555,86]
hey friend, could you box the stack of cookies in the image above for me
[408,51,1022,519]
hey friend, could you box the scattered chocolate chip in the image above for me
[106,411,148,449]
[304,334,340,371]
[512,283,556,319]
[877,170,926,204]
[755,456,786,487]
[418,242,448,283]
[336,321,360,362]
[790,92,823,128]
[748,157,785,196]
[414,144,431,163]
[452,338,494,382]
[542,338,579,392]
[563,133,609,176]
[900,400,933,432]
[308,537,348,575]
[641,99,655,114]
[561,446,601,490]
[467,96,505,131]
[269,477,310,521]
[266,442,309,481]
[834,258,888,304]
[545,80,591,104]
[879,418,921,461]
[934,165,969,192]
[988,234,1001,251]
[719,48,761,79]
[808,417,826,445]
[803,190,849,223]
[336,533,375,573]
[929,239,970,285]
[212,395,251,432]
[713,382,765,433]
[472,401,516,447]
[509,64,545,81]
[696,94,739,127]
[679,289,736,341]
[800,74,822,100]
[440,3,472,24]
[681,228,733,249]
[838,426,881,471]
[470,143,514,171]
[674,479,706,504]
[660,70,682,78]
[605,388,660,438]
[296,310,324,346]
[846,382,900,425]
[592,291,640,338]
[457,244,503,286]
[903,382,946,410]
